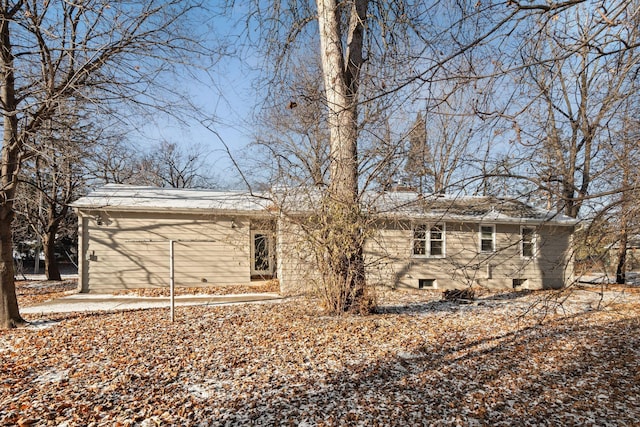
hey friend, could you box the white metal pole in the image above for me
[169,239,175,322]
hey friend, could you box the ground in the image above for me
[1,281,639,426]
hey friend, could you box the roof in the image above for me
[73,185,577,226]
[274,189,577,226]
[72,184,272,214]
[365,191,578,226]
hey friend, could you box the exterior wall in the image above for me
[278,216,574,293]
[79,210,256,293]
[365,220,573,290]
[534,224,574,288]
[82,208,573,293]
[78,215,89,292]
[277,216,321,296]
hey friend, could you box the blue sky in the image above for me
[133,5,267,189]
[141,62,258,187]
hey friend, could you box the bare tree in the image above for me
[135,141,217,189]
[250,58,330,188]
[308,0,370,313]
[499,2,640,218]
[231,0,640,312]
[236,0,602,312]
[85,131,140,186]
[0,0,215,328]
[404,105,479,194]
[603,108,640,284]
[13,112,92,281]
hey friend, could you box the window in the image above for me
[480,225,495,253]
[521,227,535,258]
[419,279,436,289]
[513,278,527,288]
[253,233,270,271]
[430,225,444,256]
[413,224,427,255]
[413,224,446,257]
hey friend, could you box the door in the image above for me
[251,230,273,277]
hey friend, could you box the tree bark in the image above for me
[0,7,25,328]
[317,0,363,203]
[0,205,23,328]
[615,147,632,285]
[316,0,370,312]
[42,197,67,281]
[43,227,62,281]
[615,232,628,285]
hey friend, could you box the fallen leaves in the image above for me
[14,280,77,307]
[112,279,280,297]
[1,284,639,425]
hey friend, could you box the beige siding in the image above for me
[279,217,573,292]
[84,207,573,293]
[535,225,574,288]
[82,211,253,292]
[277,217,321,295]
[365,220,573,290]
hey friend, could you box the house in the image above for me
[358,192,577,290]
[72,184,578,293]
[72,185,277,293]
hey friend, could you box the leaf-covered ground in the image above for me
[1,283,639,426]
[15,280,78,307]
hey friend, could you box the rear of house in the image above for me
[277,192,577,293]
[74,185,276,293]
[74,185,576,293]
[365,219,573,290]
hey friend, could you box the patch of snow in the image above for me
[397,351,424,360]
[35,368,69,384]
[20,274,78,281]
[0,339,12,353]
[25,319,61,330]
[138,418,162,427]
[186,383,213,400]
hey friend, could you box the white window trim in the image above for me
[479,224,496,253]
[412,223,446,258]
[520,226,537,259]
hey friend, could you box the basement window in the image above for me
[419,279,436,289]
[513,278,527,288]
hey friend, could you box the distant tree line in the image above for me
[12,134,219,280]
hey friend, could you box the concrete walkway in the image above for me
[21,293,283,315]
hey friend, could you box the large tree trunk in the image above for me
[316,0,370,313]
[0,8,25,328]
[0,205,23,328]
